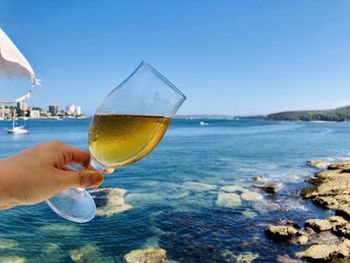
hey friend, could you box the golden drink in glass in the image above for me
[89,114,172,168]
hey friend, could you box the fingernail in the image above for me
[89,173,102,186]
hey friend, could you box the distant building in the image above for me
[29,110,40,118]
[0,106,10,118]
[66,104,76,115]
[76,106,81,115]
[17,102,28,111]
[66,104,82,115]
[48,105,59,115]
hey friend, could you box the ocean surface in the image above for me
[0,118,349,262]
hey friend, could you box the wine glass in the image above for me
[46,62,186,223]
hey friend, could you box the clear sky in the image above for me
[1,0,350,115]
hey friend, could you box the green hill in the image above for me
[267,106,350,121]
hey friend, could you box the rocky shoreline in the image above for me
[77,160,350,262]
[264,159,350,262]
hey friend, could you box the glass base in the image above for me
[46,188,96,223]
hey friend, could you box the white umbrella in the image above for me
[0,28,40,104]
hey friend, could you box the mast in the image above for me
[12,110,15,129]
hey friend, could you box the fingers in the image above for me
[59,169,104,188]
[102,168,115,174]
[60,144,91,169]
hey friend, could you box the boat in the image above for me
[200,121,208,126]
[8,126,29,134]
[7,111,29,134]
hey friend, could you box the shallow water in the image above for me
[0,118,349,262]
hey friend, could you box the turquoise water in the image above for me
[0,118,349,262]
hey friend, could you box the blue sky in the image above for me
[1,0,350,115]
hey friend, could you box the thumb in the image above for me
[61,170,104,188]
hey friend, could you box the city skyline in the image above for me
[0,102,85,119]
[17,102,83,114]
[1,1,350,115]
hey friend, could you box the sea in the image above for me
[0,118,349,262]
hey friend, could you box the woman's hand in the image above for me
[0,141,104,210]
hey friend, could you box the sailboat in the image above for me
[7,111,28,134]
[0,28,40,134]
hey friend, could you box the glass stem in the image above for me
[89,157,107,173]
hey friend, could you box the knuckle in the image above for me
[78,171,85,187]
[49,140,65,149]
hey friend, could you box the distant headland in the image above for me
[175,114,265,120]
[267,105,350,122]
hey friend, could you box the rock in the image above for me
[278,219,299,228]
[328,160,350,171]
[126,193,167,206]
[40,243,64,262]
[296,239,350,261]
[315,169,342,179]
[0,238,18,250]
[304,226,316,236]
[240,191,264,202]
[221,250,259,263]
[276,254,300,263]
[329,215,348,225]
[309,231,339,246]
[312,196,340,209]
[124,247,166,263]
[70,244,99,262]
[317,174,350,196]
[265,225,298,240]
[39,223,80,236]
[294,235,309,245]
[182,181,217,191]
[305,219,333,232]
[337,204,350,220]
[0,256,25,263]
[70,243,114,263]
[303,161,350,216]
[335,224,350,237]
[308,160,330,168]
[91,188,132,217]
[253,183,282,194]
[266,223,308,245]
[305,216,348,235]
[220,185,248,193]
[242,210,258,218]
[296,244,338,260]
[235,252,259,263]
[252,176,269,182]
[215,192,241,208]
[221,250,235,260]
